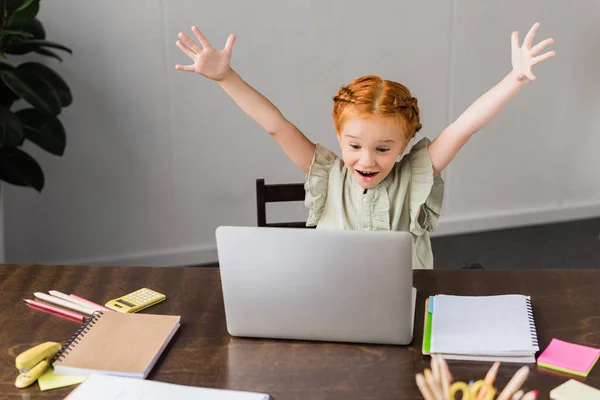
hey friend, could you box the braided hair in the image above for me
[332,75,421,139]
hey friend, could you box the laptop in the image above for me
[215,226,417,345]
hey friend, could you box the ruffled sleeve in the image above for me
[407,138,444,236]
[304,144,339,226]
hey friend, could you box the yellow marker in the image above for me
[15,342,61,388]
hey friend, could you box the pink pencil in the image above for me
[69,294,113,312]
[24,299,85,322]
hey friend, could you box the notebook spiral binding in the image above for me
[52,311,104,363]
[525,298,539,349]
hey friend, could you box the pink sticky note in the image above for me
[537,338,600,377]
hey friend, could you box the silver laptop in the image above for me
[215,226,417,345]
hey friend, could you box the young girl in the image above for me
[175,22,555,269]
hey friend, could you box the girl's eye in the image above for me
[350,144,360,150]
[377,147,390,153]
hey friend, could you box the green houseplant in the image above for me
[0,0,72,192]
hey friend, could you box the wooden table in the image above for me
[1,265,599,399]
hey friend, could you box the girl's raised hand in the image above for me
[511,22,555,82]
[175,26,235,82]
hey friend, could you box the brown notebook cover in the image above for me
[52,311,181,378]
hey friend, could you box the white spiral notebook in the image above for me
[422,294,539,363]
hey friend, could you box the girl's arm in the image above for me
[428,22,555,175]
[176,27,315,174]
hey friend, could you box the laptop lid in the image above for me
[215,226,416,345]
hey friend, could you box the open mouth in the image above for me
[356,170,379,178]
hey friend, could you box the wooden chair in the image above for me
[256,178,314,228]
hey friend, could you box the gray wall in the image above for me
[3,0,599,266]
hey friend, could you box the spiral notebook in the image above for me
[52,311,181,378]
[422,294,539,363]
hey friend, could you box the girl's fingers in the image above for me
[523,22,540,49]
[511,31,520,49]
[192,26,212,48]
[175,64,195,72]
[526,69,536,81]
[223,34,236,54]
[533,50,556,65]
[179,32,203,54]
[176,40,196,60]
[530,38,554,56]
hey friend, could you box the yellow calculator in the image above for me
[105,288,166,313]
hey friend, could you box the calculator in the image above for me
[104,288,166,313]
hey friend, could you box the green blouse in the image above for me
[303,138,444,269]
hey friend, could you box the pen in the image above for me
[69,293,113,312]
[33,292,96,315]
[497,366,530,400]
[24,299,85,323]
[48,290,87,306]
[477,361,500,400]
[48,290,109,312]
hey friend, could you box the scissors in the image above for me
[15,342,61,388]
[449,380,497,400]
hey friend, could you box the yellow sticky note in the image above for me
[38,367,86,391]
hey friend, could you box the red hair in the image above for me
[332,75,422,140]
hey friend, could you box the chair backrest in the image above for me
[256,178,314,228]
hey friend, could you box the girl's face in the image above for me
[338,116,408,190]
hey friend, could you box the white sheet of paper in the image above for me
[65,374,271,400]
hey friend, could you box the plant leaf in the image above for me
[0,81,19,107]
[0,69,62,115]
[0,61,15,71]
[19,62,72,106]
[0,64,17,106]
[4,38,71,55]
[8,18,45,40]
[2,0,25,11]
[15,0,36,13]
[0,1,23,27]
[16,108,66,155]
[26,39,72,54]
[0,105,24,146]
[0,30,34,38]
[0,146,44,191]
[3,38,31,55]
[9,0,40,26]
[33,47,62,62]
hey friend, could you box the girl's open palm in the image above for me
[511,22,555,82]
[175,26,235,82]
